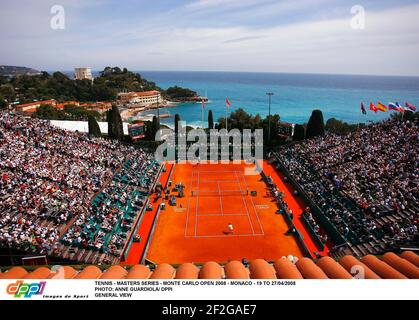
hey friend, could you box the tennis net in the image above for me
[191,190,248,197]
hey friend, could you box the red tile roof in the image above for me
[1,251,418,280]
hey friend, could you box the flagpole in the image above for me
[226,105,228,130]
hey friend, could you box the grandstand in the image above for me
[0,113,161,265]
[272,118,418,259]
[0,112,418,279]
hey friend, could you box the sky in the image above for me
[1,0,419,76]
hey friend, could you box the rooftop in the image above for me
[1,251,418,279]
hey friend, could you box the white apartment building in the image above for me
[74,67,94,81]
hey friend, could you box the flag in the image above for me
[388,102,399,111]
[226,98,231,109]
[406,102,417,112]
[377,102,387,112]
[361,102,367,115]
[370,102,378,113]
[396,102,407,112]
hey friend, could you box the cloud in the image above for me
[185,0,258,10]
[224,36,264,44]
[0,0,418,76]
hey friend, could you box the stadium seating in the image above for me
[0,113,160,265]
[274,118,418,258]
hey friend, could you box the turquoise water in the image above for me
[137,71,419,127]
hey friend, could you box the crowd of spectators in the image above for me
[302,208,329,245]
[0,113,159,259]
[277,118,418,249]
[61,157,159,257]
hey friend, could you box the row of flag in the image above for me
[361,102,417,115]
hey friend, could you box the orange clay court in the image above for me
[146,162,304,265]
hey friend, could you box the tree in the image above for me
[0,84,15,102]
[33,104,63,120]
[151,116,159,139]
[174,114,181,134]
[262,114,280,143]
[108,105,124,140]
[293,124,305,141]
[166,86,197,100]
[306,109,325,139]
[144,121,153,140]
[0,95,7,110]
[208,110,214,129]
[88,115,101,137]
[325,118,358,135]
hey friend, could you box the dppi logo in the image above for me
[6,281,46,298]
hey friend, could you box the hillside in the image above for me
[0,65,41,77]
[0,67,197,104]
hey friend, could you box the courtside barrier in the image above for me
[140,206,162,264]
[260,170,312,258]
[121,198,150,262]
[301,214,325,251]
[121,164,164,261]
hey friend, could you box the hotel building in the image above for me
[118,90,162,107]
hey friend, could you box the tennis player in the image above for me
[227,222,234,234]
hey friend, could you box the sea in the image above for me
[70,71,419,127]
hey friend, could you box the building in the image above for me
[74,67,93,81]
[16,100,57,114]
[79,101,112,113]
[16,100,111,114]
[118,90,162,107]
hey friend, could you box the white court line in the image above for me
[217,181,224,216]
[186,170,265,238]
[192,170,243,174]
[186,233,265,239]
[194,172,200,237]
[185,171,194,237]
[190,179,239,183]
[235,171,255,235]
[197,214,247,217]
[241,173,265,236]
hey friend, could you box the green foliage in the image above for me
[325,118,358,135]
[390,111,418,121]
[165,86,197,100]
[0,95,7,109]
[33,105,63,120]
[107,105,124,140]
[96,67,161,93]
[215,108,280,144]
[293,124,306,141]
[0,84,15,102]
[262,114,281,143]
[33,104,100,121]
[306,109,325,139]
[6,67,163,103]
[217,108,263,131]
[151,116,159,139]
[88,115,101,137]
[208,109,214,129]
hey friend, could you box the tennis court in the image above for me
[185,170,264,238]
[146,162,304,265]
